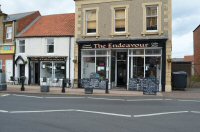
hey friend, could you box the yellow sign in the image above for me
[0,45,15,54]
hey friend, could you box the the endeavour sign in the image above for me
[81,42,159,49]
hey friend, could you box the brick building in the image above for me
[194,25,200,75]
[0,7,40,82]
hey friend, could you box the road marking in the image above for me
[178,99,200,103]
[10,109,75,114]
[1,94,10,97]
[191,111,200,114]
[0,110,8,113]
[12,94,43,99]
[126,99,165,102]
[88,97,125,101]
[45,97,85,99]
[133,111,189,118]
[75,109,132,117]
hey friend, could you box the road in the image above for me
[0,94,200,132]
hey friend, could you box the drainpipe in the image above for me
[12,20,16,78]
[68,37,71,87]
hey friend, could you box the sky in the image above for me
[0,0,200,58]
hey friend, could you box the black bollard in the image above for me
[21,77,25,91]
[62,78,66,93]
[105,80,109,94]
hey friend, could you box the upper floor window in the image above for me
[86,10,97,34]
[19,40,25,53]
[114,8,126,32]
[6,27,12,40]
[146,5,158,31]
[47,38,54,53]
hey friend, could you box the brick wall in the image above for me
[194,26,200,75]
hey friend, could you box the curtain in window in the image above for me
[86,10,96,33]
[115,9,125,32]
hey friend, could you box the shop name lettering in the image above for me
[92,43,158,49]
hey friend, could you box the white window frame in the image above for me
[19,40,25,53]
[47,38,54,53]
[6,27,12,40]
[114,8,126,33]
[146,5,158,32]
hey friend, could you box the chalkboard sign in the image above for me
[143,78,158,95]
[99,80,108,89]
[80,78,91,88]
[129,78,138,91]
[90,78,100,89]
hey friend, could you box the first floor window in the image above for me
[47,38,54,53]
[86,9,97,34]
[114,8,126,32]
[19,40,25,53]
[6,27,12,39]
[146,5,158,31]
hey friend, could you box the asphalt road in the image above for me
[0,94,200,132]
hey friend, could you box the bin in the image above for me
[172,71,187,90]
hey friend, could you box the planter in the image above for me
[40,85,50,92]
[85,87,93,94]
[0,84,7,91]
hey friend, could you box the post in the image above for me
[62,78,66,93]
[105,80,109,94]
[21,76,25,91]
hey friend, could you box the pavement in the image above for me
[0,84,200,99]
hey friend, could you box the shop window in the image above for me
[0,60,2,71]
[82,57,95,78]
[145,49,161,55]
[131,49,144,55]
[86,10,96,34]
[82,50,95,55]
[114,8,126,32]
[47,38,54,53]
[6,27,12,40]
[96,50,107,55]
[146,5,158,31]
[54,62,65,79]
[96,57,107,80]
[19,40,25,53]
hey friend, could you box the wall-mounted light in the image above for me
[167,55,172,63]
[73,56,78,63]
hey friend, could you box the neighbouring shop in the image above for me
[28,56,67,86]
[78,39,167,91]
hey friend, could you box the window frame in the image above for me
[146,5,158,32]
[6,26,12,40]
[111,5,129,36]
[114,8,126,33]
[83,7,99,36]
[142,2,162,35]
[47,38,54,54]
[19,40,25,53]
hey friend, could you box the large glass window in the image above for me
[146,5,158,31]
[81,50,110,80]
[114,8,126,32]
[6,27,12,40]
[47,38,54,53]
[86,10,96,34]
[19,40,25,53]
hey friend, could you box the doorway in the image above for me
[34,63,39,84]
[117,52,127,86]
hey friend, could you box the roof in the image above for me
[194,24,200,32]
[184,55,194,62]
[18,13,75,37]
[172,58,184,62]
[3,11,39,22]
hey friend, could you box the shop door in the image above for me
[117,52,127,86]
[34,63,39,84]
[20,64,25,77]
[5,60,13,82]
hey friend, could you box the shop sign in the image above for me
[82,42,159,49]
[0,45,15,54]
[29,57,67,61]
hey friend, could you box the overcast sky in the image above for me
[0,0,199,58]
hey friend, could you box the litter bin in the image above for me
[172,71,187,90]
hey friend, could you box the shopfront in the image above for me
[28,56,67,86]
[78,39,167,91]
